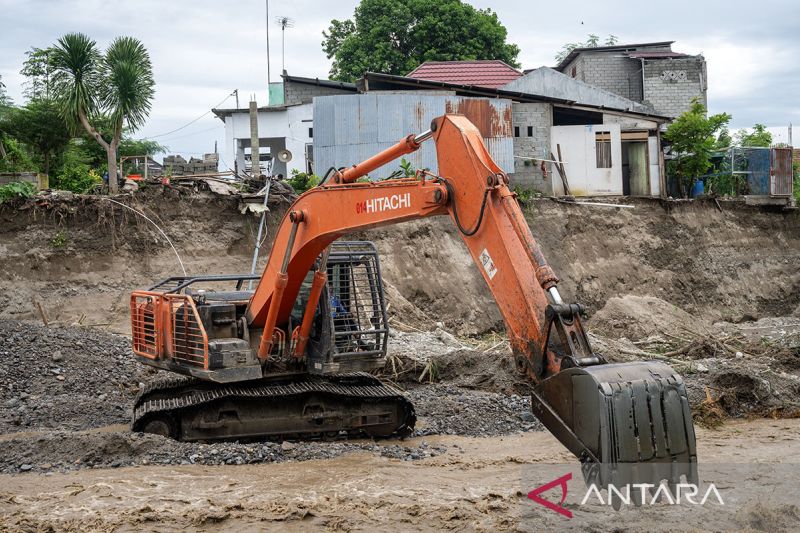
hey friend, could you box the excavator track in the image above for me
[132,373,415,442]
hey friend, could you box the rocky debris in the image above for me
[408,383,542,436]
[0,430,453,475]
[386,330,530,395]
[387,329,466,360]
[591,314,800,425]
[0,320,158,434]
[0,322,542,474]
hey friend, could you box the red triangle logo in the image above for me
[527,472,573,518]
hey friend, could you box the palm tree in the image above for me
[52,33,154,193]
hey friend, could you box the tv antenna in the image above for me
[275,16,294,73]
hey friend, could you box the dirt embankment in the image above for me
[1,191,799,532]
[2,192,798,337]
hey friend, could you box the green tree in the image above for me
[286,169,320,193]
[53,141,101,193]
[0,99,71,175]
[735,123,773,147]
[0,74,10,106]
[21,47,57,101]
[322,0,520,82]
[715,127,732,150]
[663,99,731,197]
[555,34,618,63]
[52,33,154,193]
[0,137,36,173]
[0,75,10,160]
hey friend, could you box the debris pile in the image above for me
[0,430,453,475]
[0,321,153,433]
[0,321,541,474]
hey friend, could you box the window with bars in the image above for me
[595,132,612,168]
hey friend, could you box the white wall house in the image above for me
[214,102,313,178]
[212,74,358,178]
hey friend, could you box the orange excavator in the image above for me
[130,114,697,491]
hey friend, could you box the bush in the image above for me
[0,137,37,173]
[286,169,320,194]
[52,146,101,193]
[513,185,540,206]
[0,180,37,203]
[54,161,101,193]
[705,172,745,197]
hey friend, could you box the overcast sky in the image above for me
[1,0,798,163]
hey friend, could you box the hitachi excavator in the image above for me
[130,114,697,491]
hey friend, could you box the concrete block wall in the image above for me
[509,102,553,193]
[578,53,644,102]
[284,81,354,105]
[642,56,706,118]
[563,56,585,81]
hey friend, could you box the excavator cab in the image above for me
[300,241,390,374]
[131,240,388,381]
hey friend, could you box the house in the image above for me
[340,68,669,196]
[313,92,515,182]
[212,74,356,177]
[500,67,667,196]
[553,41,707,118]
[216,62,672,197]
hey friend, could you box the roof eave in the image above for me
[281,73,358,91]
[362,72,670,121]
[553,40,676,71]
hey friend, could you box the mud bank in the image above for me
[2,192,798,336]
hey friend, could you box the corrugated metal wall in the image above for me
[313,94,514,179]
[771,147,793,197]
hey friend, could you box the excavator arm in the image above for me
[243,114,698,492]
[246,115,587,379]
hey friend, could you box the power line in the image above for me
[144,91,235,139]
[158,124,222,143]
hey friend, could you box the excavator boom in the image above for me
[130,114,697,492]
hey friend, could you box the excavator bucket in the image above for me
[530,361,698,494]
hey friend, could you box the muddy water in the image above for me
[1,419,799,532]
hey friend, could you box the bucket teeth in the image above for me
[531,361,698,490]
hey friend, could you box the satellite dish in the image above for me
[277,149,293,163]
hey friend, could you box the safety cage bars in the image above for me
[326,241,389,359]
[130,291,209,369]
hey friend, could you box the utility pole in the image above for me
[250,98,260,178]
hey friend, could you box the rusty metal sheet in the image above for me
[444,98,512,138]
[313,94,514,179]
[771,147,793,197]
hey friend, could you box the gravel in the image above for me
[0,321,542,474]
[407,383,542,437]
[0,320,156,434]
[0,430,455,475]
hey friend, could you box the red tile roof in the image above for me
[406,60,521,89]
